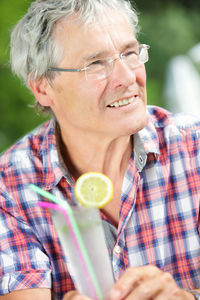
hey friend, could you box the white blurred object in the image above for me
[189,43,200,64]
[164,43,200,116]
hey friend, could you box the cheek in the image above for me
[136,65,146,86]
[80,80,108,102]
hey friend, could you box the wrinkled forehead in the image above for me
[53,9,137,60]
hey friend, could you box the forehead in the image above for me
[54,10,137,63]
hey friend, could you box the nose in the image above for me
[109,57,136,88]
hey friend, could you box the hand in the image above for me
[109,265,195,300]
[62,290,92,300]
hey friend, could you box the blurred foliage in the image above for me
[0,0,200,153]
[0,0,49,153]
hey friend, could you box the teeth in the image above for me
[109,97,135,107]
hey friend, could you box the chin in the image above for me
[114,120,147,137]
[126,122,146,136]
[126,109,148,135]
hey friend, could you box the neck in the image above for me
[58,124,133,182]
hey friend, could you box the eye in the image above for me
[87,59,104,67]
[91,60,102,65]
[123,50,138,58]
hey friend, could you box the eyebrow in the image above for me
[81,39,139,62]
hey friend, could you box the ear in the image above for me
[28,76,53,107]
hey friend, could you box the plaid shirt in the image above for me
[0,106,199,299]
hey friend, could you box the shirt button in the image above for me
[139,155,144,164]
[114,245,121,254]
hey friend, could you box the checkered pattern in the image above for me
[0,106,199,298]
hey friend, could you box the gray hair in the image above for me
[10,0,139,112]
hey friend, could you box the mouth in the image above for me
[107,96,138,108]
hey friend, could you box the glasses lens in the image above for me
[139,45,149,64]
[85,45,149,80]
[85,59,112,80]
[121,45,149,70]
[124,53,139,69]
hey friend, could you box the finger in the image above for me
[125,272,176,300]
[109,265,163,300]
[62,290,92,300]
[154,283,194,300]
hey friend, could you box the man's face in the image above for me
[49,11,147,140]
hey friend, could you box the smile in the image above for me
[108,96,136,108]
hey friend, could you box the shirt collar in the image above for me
[133,113,160,172]
[36,118,73,190]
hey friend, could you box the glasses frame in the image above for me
[49,44,150,80]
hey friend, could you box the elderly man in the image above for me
[0,0,199,299]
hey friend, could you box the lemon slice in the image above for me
[74,172,113,208]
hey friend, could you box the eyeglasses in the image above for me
[49,44,150,81]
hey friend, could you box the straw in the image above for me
[37,201,99,299]
[29,184,103,300]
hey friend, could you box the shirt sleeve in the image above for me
[0,206,52,294]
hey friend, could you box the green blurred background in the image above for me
[0,0,200,153]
